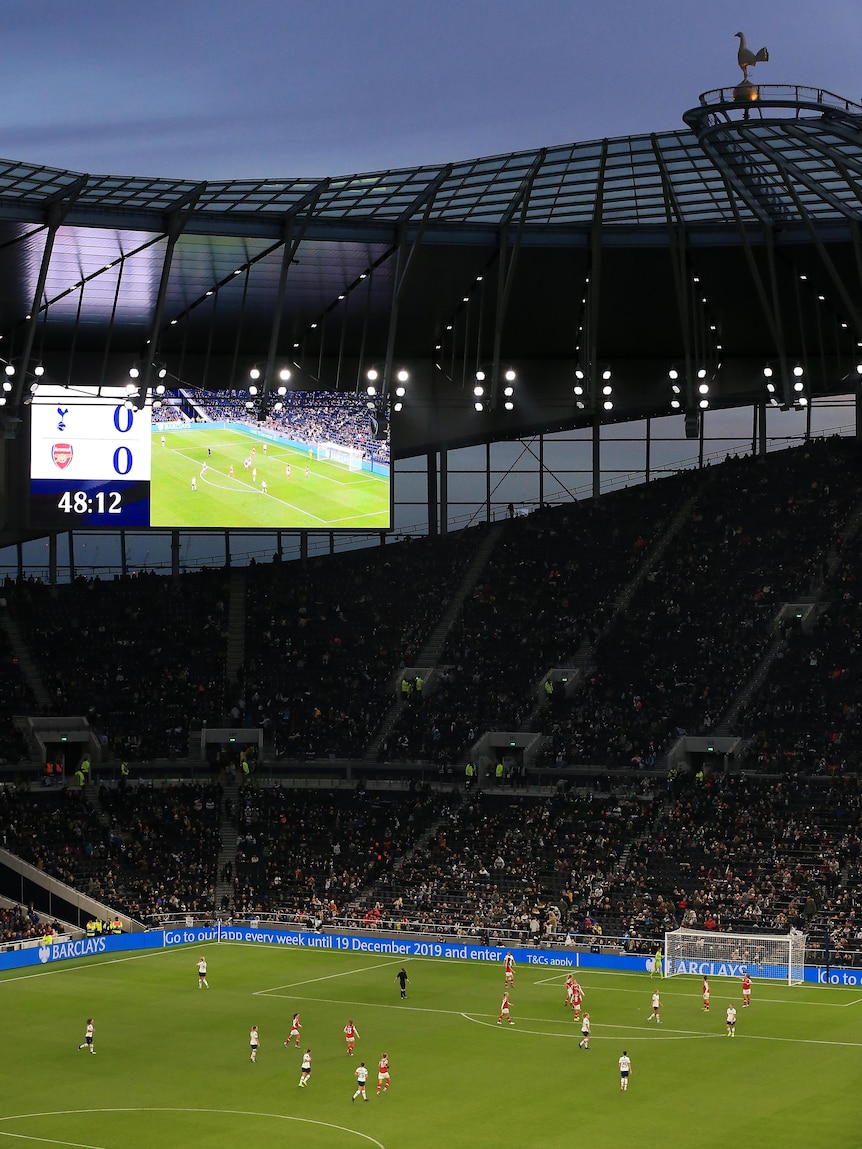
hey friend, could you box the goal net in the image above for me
[315,442,364,471]
[664,928,806,985]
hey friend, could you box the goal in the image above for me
[315,442,364,471]
[664,928,806,985]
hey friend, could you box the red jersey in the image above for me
[378,1057,389,1073]
[344,1024,357,1040]
[500,994,510,1011]
[742,976,751,992]
[504,956,514,971]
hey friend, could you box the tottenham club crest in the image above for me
[52,443,73,469]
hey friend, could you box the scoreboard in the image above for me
[29,387,151,528]
[26,385,392,532]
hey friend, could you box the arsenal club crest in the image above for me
[52,443,73,469]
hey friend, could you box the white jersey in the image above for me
[619,1054,632,1074]
[301,1052,312,1071]
[355,1065,369,1084]
[581,1017,591,1034]
[651,992,660,1009]
[250,1029,259,1046]
[726,1006,737,1024]
[198,960,207,975]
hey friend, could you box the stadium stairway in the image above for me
[362,521,506,760]
[0,609,52,710]
[713,490,862,739]
[225,567,247,708]
[341,809,453,920]
[520,494,697,730]
[215,776,239,912]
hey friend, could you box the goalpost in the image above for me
[664,928,806,985]
[315,442,364,471]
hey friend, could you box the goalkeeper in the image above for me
[651,947,663,979]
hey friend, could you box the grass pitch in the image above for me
[2,943,861,1149]
[150,426,390,529]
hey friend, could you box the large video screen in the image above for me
[28,387,391,531]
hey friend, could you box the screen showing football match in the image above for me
[28,386,391,531]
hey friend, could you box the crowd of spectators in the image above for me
[384,478,686,762]
[240,529,479,759]
[739,495,862,772]
[3,768,859,963]
[627,771,862,959]
[0,781,221,923]
[0,437,861,962]
[537,438,861,768]
[150,403,184,424]
[0,903,61,944]
[347,784,654,942]
[232,781,439,922]
[177,389,389,465]
[5,569,228,760]
[0,621,34,764]
[263,391,390,466]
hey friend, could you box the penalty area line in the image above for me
[254,958,403,995]
[459,1013,717,1042]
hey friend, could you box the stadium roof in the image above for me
[0,83,860,454]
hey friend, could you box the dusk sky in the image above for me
[2,1,860,180]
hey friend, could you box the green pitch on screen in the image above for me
[150,427,390,530]
[3,944,860,1149]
